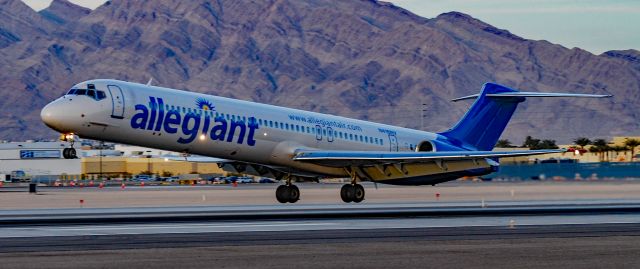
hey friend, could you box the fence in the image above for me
[489,162,640,180]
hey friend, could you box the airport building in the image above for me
[81,157,224,178]
[0,141,224,181]
[0,141,81,178]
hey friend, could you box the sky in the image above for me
[23,0,639,54]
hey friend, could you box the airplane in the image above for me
[40,80,610,203]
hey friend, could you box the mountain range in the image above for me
[0,0,638,144]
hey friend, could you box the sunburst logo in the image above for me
[195,98,215,111]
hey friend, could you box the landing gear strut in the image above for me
[341,168,365,203]
[276,175,300,203]
[61,134,77,159]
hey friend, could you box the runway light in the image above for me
[164,158,169,162]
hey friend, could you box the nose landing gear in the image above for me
[62,148,77,159]
[60,133,78,159]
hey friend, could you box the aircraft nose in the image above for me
[41,99,70,132]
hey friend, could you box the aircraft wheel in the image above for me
[276,185,289,203]
[68,148,77,159]
[62,148,70,159]
[340,184,354,203]
[353,184,365,203]
[288,185,300,203]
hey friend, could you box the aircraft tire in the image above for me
[62,148,70,159]
[68,148,77,159]
[353,184,365,203]
[276,185,289,203]
[340,184,354,203]
[288,185,300,203]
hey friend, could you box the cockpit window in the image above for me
[66,87,107,101]
[97,91,106,100]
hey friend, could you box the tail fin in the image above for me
[439,83,522,151]
[439,83,611,151]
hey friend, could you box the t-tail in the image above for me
[439,83,611,151]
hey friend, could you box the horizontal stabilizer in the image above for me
[452,91,612,102]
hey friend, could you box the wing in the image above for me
[293,149,562,167]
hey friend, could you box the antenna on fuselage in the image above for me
[146,78,153,86]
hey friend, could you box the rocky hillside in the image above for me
[0,0,638,143]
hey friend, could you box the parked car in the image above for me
[258,178,276,183]
[223,176,238,183]
[132,174,155,181]
[236,177,254,183]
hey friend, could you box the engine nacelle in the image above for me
[416,140,436,152]
[417,139,468,152]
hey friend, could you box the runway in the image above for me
[2,183,640,268]
[1,201,640,268]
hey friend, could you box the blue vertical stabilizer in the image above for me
[439,83,525,151]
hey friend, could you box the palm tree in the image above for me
[573,137,591,149]
[495,139,513,148]
[624,138,640,161]
[591,139,609,162]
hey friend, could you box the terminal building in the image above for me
[0,141,81,178]
[0,141,224,181]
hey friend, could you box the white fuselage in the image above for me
[41,79,438,178]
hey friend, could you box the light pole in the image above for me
[421,103,427,130]
[146,150,152,175]
[99,141,103,180]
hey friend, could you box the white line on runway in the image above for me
[1,214,639,238]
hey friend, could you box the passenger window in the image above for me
[295,125,300,132]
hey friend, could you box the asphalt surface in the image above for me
[1,202,640,268]
[2,183,640,268]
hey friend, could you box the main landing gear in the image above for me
[340,183,365,203]
[61,133,77,159]
[341,168,365,203]
[274,171,366,204]
[276,175,300,203]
